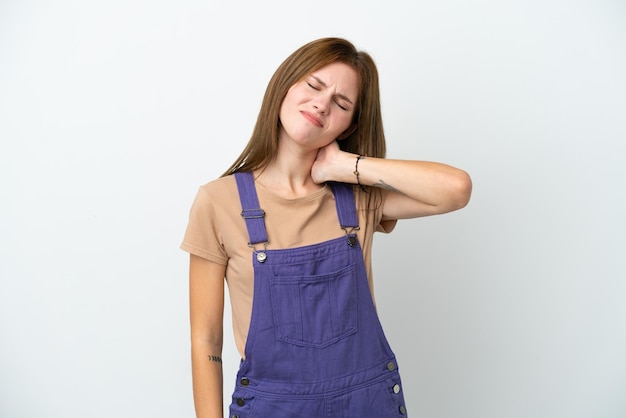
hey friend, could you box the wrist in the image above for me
[353,154,368,192]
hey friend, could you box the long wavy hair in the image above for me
[222,37,386,178]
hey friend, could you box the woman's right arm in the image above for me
[189,254,227,418]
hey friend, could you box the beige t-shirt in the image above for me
[180,175,396,357]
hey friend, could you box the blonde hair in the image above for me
[222,37,386,177]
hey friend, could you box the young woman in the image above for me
[181,37,472,418]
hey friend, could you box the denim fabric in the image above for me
[230,173,407,417]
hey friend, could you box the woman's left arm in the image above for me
[313,142,472,219]
[357,156,472,219]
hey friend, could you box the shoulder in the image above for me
[198,175,237,196]
[190,175,240,216]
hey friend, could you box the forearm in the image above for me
[359,156,470,207]
[189,255,226,418]
[326,150,472,217]
[191,340,224,418]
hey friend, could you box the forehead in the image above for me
[309,62,360,96]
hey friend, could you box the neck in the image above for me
[256,145,322,199]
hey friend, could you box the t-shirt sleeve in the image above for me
[377,218,397,233]
[356,187,398,234]
[377,189,398,233]
[180,186,229,265]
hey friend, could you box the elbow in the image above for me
[450,170,473,211]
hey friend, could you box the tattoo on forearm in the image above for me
[374,179,408,196]
[208,355,222,363]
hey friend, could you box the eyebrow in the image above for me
[310,75,354,105]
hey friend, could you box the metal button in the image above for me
[240,377,250,386]
[399,405,407,415]
[236,398,245,406]
[393,384,401,394]
[386,361,396,371]
[347,236,357,247]
[256,252,267,263]
[232,415,239,418]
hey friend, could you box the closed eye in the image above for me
[335,101,348,111]
[307,82,320,91]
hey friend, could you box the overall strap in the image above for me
[329,182,359,229]
[234,172,268,245]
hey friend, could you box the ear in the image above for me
[337,124,357,140]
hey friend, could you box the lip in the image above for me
[301,111,324,128]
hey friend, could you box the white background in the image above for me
[1,0,625,417]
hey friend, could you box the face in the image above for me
[278,61,359,151]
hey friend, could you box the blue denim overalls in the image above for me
[229,172,407,417]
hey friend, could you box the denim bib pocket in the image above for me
[269,263,358,348]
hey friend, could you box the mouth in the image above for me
[301,111,324,128]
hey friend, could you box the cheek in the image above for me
[278,101,287,123]
[279,88,301,117]
[335,113,355,132]
[278,93,295,122]
[284,84,304,103]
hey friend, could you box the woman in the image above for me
[181,37,472,418]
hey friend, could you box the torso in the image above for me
[180,175,395,357]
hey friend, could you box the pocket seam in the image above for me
[269,263,358,348]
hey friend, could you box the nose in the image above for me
[312,97,330,114]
